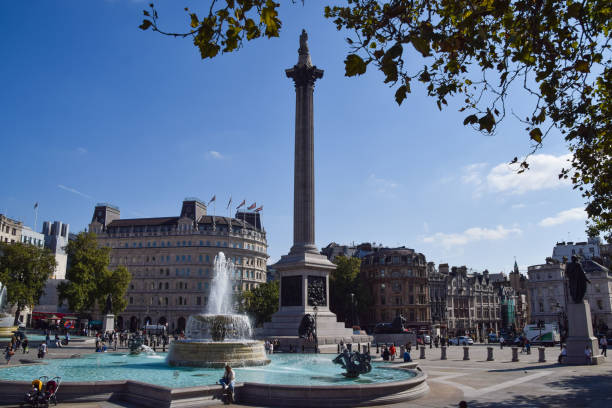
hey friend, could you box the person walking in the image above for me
[5,346,14,364]
[584,345,592,364]
[38,343,47,359]
[389,344,396,361]
[499,336,505,350]
[54,334,62,348]
[219,364,236,403]
[599,336,607,357]
[22,338,29,354]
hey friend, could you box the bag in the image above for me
[38,352,43,358]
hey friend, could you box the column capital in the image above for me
[285,65,324,88]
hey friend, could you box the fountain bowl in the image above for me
[168,313,270,368]
[168,340,269,368]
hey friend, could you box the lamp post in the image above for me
[349,293,355,329]
[313,305,319,353]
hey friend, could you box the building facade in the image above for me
[444,266,501,340]
[89,199,268,333]
[360,247,431,332]
[20,226,44,248]
[42,221,70,279]
[428,262,447,335]
[582,260,612,333]
[0,214,22,244]
[527,261,566,326]
[552,237,601,262]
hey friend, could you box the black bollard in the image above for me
[348,343,352,352]
[358,343,361,352]
[337,344,340,353]
[376,344,380,354]
[302,344,305,353]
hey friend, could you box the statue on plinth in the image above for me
[566,256,590,303]
[103,294,113,315]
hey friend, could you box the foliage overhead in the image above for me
[140,1,611,240]
[0,242,56,325]
[58,232,131,315]
[330,255,372,325]
[237,280,279,327]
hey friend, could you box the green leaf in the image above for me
[344,54,367,77]
[463,114,478,125]
[139,20,153,31]
[411,37,430,57]
[395,85,407,105]
[574,60,590,73]
[529,128,543,144]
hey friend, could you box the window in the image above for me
[597,300,603,310]
[539,302,544,313]
[165,282,169,290]
[381,295,386,305]
[197,296,202,306]
[129,297,133,304]
[206,255,210,262]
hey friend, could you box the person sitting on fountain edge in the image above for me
[219,363,236,401]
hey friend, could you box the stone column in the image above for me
[286,30,323,255]
[487,346,494,361]
[463,346,470,360]
[512,347,519,362]
[538,347,546,362]
[441,346,447,360]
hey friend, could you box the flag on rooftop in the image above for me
[33,202,38,209]
[247,202,256,210]
[208,195,216,204]
[255,206,263,212]
[226,196,232,209]
[236,199,246,209]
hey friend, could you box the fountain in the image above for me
[167,252,269,367]
[0,282,18,339]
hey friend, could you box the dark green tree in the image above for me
[58,232,131,316]
[0,242,56,325]
[330,255,372,326]
[140,1,612,240]
[238,280,279,327]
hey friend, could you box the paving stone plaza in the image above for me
[2,340,611,407]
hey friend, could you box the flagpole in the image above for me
[34,203,39,232]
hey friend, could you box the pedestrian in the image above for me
[585,346,592,364]
[599,336,607,357]
[403,348,412,362]
[382,346,390,361]
[558,344,567,363]
[5,346,14,364]
[219,364,236,403]
[499,336,505,350]
[22,338,29,354]
[45,332,50,346]
[407,342,412,354]
[38,343,47,359]
[54,334,62,348]
[389,344,396,361]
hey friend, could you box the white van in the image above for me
[523,323,560,346]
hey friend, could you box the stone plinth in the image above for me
[167,340,269,368]
[565,300,604,365]
[103,314,114,333]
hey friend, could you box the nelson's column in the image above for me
[263,30,369,351]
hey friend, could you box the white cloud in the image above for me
[487,153,571,194]
[460,154,572,196]
[57,184,93,200]
[366,174,399,193]
[511,203,526,209]
[424,225,522,248]
[76,147,87,154]
[539,207,586,227]
[207,150,224,160]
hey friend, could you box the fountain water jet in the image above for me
[168,252,269,367]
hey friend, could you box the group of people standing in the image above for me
[380,343,412,362]
[263,339,280,354]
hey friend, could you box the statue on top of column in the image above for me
[297,29,312,67]
[566,255,590,303]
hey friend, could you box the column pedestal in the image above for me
[103,314,115,333]
[565,300,604,365]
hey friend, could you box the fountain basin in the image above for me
[168,340,269,368]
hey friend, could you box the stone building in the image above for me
[552,237,601,262]
[20,226,44,248]
[0,214,22,244]
[582,260,612,334]
[89,199,268,333]
[428,262,447,336]
[527,261,566,326]
[444,265,501,340]
[42,221,70,279]
[360,247,431,332]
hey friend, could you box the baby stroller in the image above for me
[40,376,61,406]
[22,376,46,407]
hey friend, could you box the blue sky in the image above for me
[0,1,592,274]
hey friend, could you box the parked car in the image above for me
[449,336,474,345]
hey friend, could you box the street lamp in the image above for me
[312,305,319,353]
[349,293,355,328]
